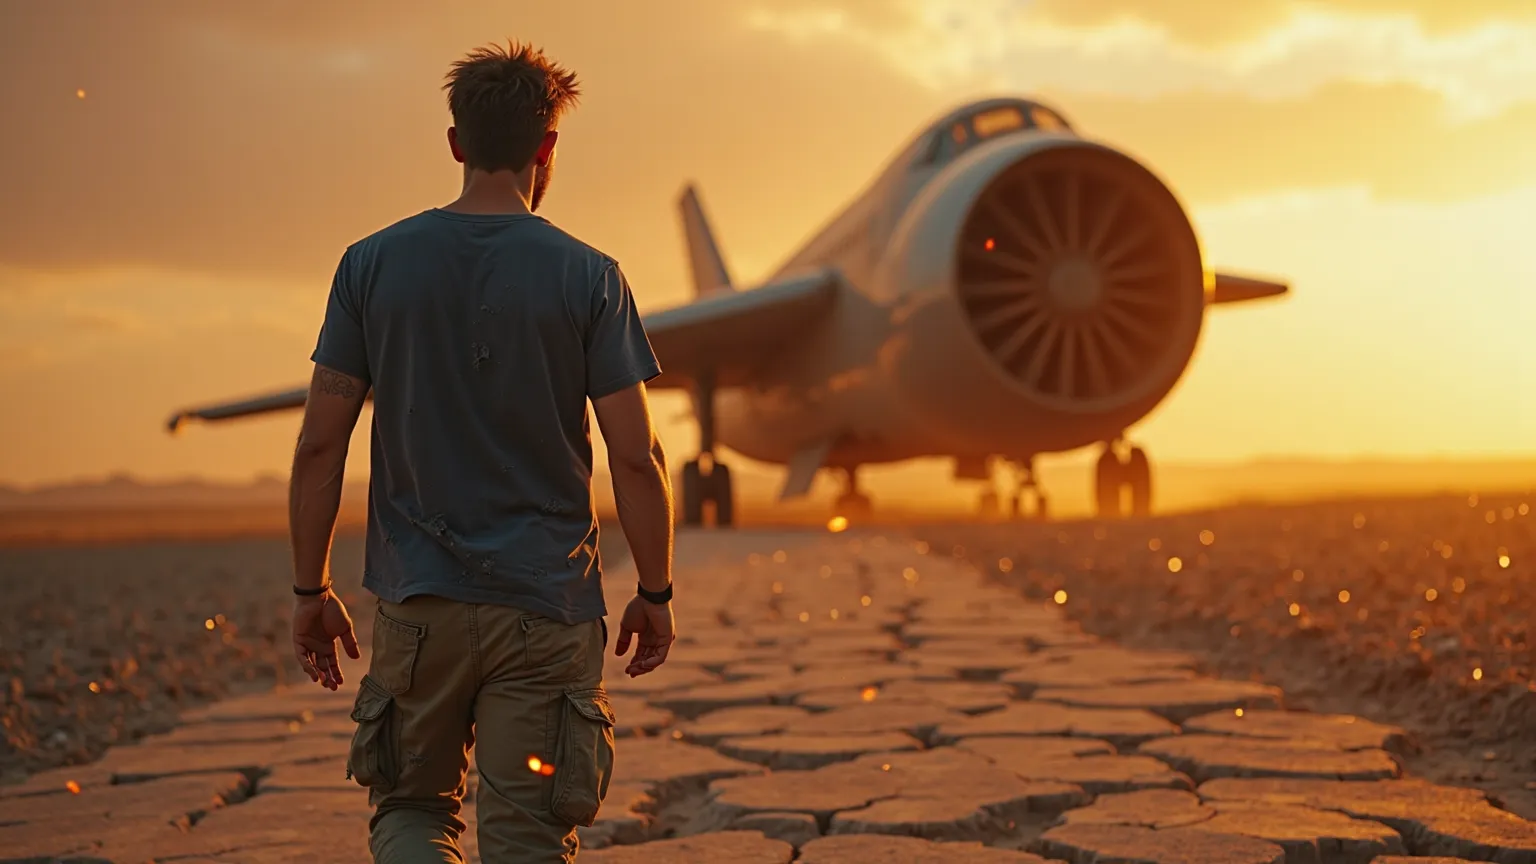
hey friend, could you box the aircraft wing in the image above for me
[163,268,840,431]
[1208,271,1289,305]
[642,268,840,390]
[165,386,317,433]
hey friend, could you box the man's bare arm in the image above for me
[591,382,674,592]
[289,365,368,590]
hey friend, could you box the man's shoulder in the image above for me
[346,210,444,256]
[524,219,619,273]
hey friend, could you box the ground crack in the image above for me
[170,765,269,832]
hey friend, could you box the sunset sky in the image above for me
[1,1,1532,492]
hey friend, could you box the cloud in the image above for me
[1030,0,1536,44]
[747,1,1536,119]
[60,304,146,334]
[0,264,320,371]
[0,0,937,286]
[1060,81,1536,203]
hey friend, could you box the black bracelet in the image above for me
[636,581,672,604]
[293,583,332,597]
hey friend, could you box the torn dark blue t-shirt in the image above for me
[312,209,661,624]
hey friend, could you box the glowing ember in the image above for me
[827,516,849,533]
[1053,589,1068,605]
[75,89,86,99]
[1198,530,1215,546]
[1425,588,1439,602]
[1234,708,1244,718]
[1167,557,1183,573]
[204,619,215,631]
[540,763,555,776]
[528,756,543,772]
[1337,590,1350,604]
[861,686,879,702]
[983,237,996,251]
[88,681,100,693]
[66,780,81,794]
[1473,667,1484,681]
[860,595,872,606]
[1288,603,1301,617]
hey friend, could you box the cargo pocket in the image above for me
[345,675,399,792]
[549,688,616,827]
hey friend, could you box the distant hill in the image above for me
[0,473,298,511]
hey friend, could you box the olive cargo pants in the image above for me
[345,596,615,863]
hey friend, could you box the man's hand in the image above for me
[292,591,361,690]
[614,595,675,677]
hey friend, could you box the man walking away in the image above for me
[283,41,677,863]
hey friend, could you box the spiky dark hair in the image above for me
[443,41,581,172]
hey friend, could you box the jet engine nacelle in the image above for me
[873,133,1208,457]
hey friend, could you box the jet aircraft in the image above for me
[166,97,1288,526]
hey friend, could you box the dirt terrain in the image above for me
[1,489,1530,827]
[8,524,1536,862]
[921,491,1536,817]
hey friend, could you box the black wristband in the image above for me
[636,581,672,604]
[293,583,332,597]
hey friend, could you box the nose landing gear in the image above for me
[679,370,735,528]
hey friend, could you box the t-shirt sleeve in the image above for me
[585,262,662,399]
[310,247,372,385]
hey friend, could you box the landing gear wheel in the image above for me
[1009,458,1049,522]
[834,492,873,518]
[710,462,735,527]
[1011,489,1049,522]
[680,458,734,527]
[681,461,704,526]
[1125,447,1152,517]
[1095,448,1125,519]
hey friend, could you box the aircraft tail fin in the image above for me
[678,184,734,296]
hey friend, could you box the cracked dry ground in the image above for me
[6,531,1536,863]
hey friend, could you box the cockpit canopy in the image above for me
[917,100,1072,168]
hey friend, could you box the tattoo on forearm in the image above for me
[316,368,357,399]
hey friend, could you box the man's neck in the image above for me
[442,170,534,216]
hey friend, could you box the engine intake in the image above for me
[955,145,1204,413]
